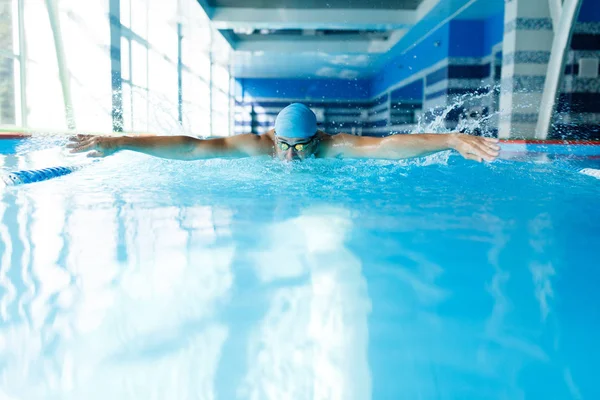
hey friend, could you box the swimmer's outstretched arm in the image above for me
[323,133,500,162]
[67,134,272,159]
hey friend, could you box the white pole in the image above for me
[548,0,563,32]
[535,0,582,139]
[17,0,27,126]
[45,0,76,130]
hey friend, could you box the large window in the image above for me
[0,0,232,135]
[0,0,113,131]
[119,0,179,133]
[119,0,232,136]
[209,27,232,137]
[58,0,112,131]
[23,0,65,129]
[0,0,20,126]
[180,0,212,136]
[120,0,230,136]
[211,62,231,137]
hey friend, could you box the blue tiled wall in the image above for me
[370,24,451,98]
[578,0,600,22]
[448,20,486,58]
[237,78,371,100]
[234,78,375,135]
[484,12,505,53]
[235,0,600,138]
[555,0,600,138]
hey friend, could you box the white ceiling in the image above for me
[195,0,504,78]
[206,0,423,10]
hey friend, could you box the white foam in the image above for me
[580,168,600,179]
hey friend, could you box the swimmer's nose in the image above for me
[285,149,297,161]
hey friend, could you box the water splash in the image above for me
[414,85,502,136]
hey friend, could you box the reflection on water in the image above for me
[0,149,600,399]
[0,163,372,399]
[242,207,371,400]
[0,194,236,398]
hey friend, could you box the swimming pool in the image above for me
[0,136,599,399]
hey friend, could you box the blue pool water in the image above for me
[0,137,599,399]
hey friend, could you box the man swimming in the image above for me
[68,103,500,162]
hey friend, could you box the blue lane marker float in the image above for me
[1,165,84,186]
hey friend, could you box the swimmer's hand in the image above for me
[324,132,500,161]
[67,134,121,157]
[448,134,500,162]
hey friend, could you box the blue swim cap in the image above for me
[274,103,317,139]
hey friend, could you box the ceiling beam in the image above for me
[237,39,375,53]
[234,29,408,54]
[195,0,215,18]
[416,0,441,20]
[210,8,416,30]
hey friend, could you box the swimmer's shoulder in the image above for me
[258,129,276,155]
[315,131,354,158]
[262,129,276,142]
[317,131,356,143]
[315,130,335,144]
[226,130,274,156]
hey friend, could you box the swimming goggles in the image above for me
[276,135,316,152]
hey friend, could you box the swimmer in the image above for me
[68,103,500,162]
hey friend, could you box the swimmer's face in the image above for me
[275,135,318,161]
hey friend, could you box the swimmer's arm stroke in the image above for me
[323,133,500,162]
[67,133,272,159]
